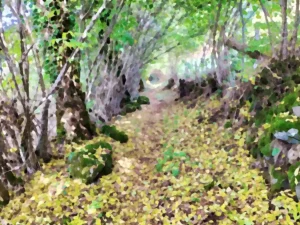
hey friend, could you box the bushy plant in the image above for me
[155,146,190,177]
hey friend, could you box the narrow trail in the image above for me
[1,86,299,224]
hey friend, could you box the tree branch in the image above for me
[224,37,269,60]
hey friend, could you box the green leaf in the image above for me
[191,197,200,202]
[234,134,241,140]
[173,151,187,158]
[166,162,175,172]
[155,159,165,172]
[261,144,271,156]
[288,162,300,189]
[67,152,76,162]
[271,147,280,156]
[163,147,174,161]
[90,200,102,209]
[86,100,94,109]
[171,166,180,177]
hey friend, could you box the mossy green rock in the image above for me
[121,101,142,115]
[137,96,150,105]
[124,102,141,113]
[67,144,114,184]
[131,102,142,110]
[100,149,113,175]
[85,141,112,154]
[124,104,136,113]
[67,151,104,184]
[101,125,128,143]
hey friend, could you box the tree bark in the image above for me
[259,0,275,56]
[20,110,39,174]
[280,0,288,60]
[88,1,133,123]
[290,0,300,55]
[225,37,268,60]
[50,0,95,141]
[211,0,222,71]
[0,181,9,206]
[35,99,51,163]
[0,128,22,187]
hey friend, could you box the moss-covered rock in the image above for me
[67,141,114,184]
[67,150,105,184]
[126,105,137,113]
[100,149,113,175]
[101,125,128,143]
[120,96,144,116]
[137,96,150,105]
[123,102,141,114]
[85,141,112,154]
[270,117,300,133]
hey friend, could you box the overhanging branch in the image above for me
[225,37,269,60]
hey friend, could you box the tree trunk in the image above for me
[20,109,39,174]
[88,1,138,123]
[0,181,9,206]
[290,0,300,55]
[0,129,22,187]
[225,37,268,60]
[259,0,275,56]
[211,0,222,71]
[280,0,288,60]
[50,0,95,141]
[35,99,51,163]
[56,60,95,141]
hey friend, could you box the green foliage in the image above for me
[120,97,148,116]
[57,124,67,142]
[287,162,300,189]
[256,114,300,156]
[101,125,128,143]
[260,143,271,157]
[86,100,95,111]
[137,96,150,105]
[271,147,280,157]
[204,180,215,191]
[171,165,180,177]
[278,92,298,112]
[270,166,288,192]
[224,121,232,128]
[62,216,71,225]
[155,145,190,178]
[258,135,271,156]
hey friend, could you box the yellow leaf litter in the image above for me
[0,93,299,225]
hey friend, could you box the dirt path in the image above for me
[1,85,298,224]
